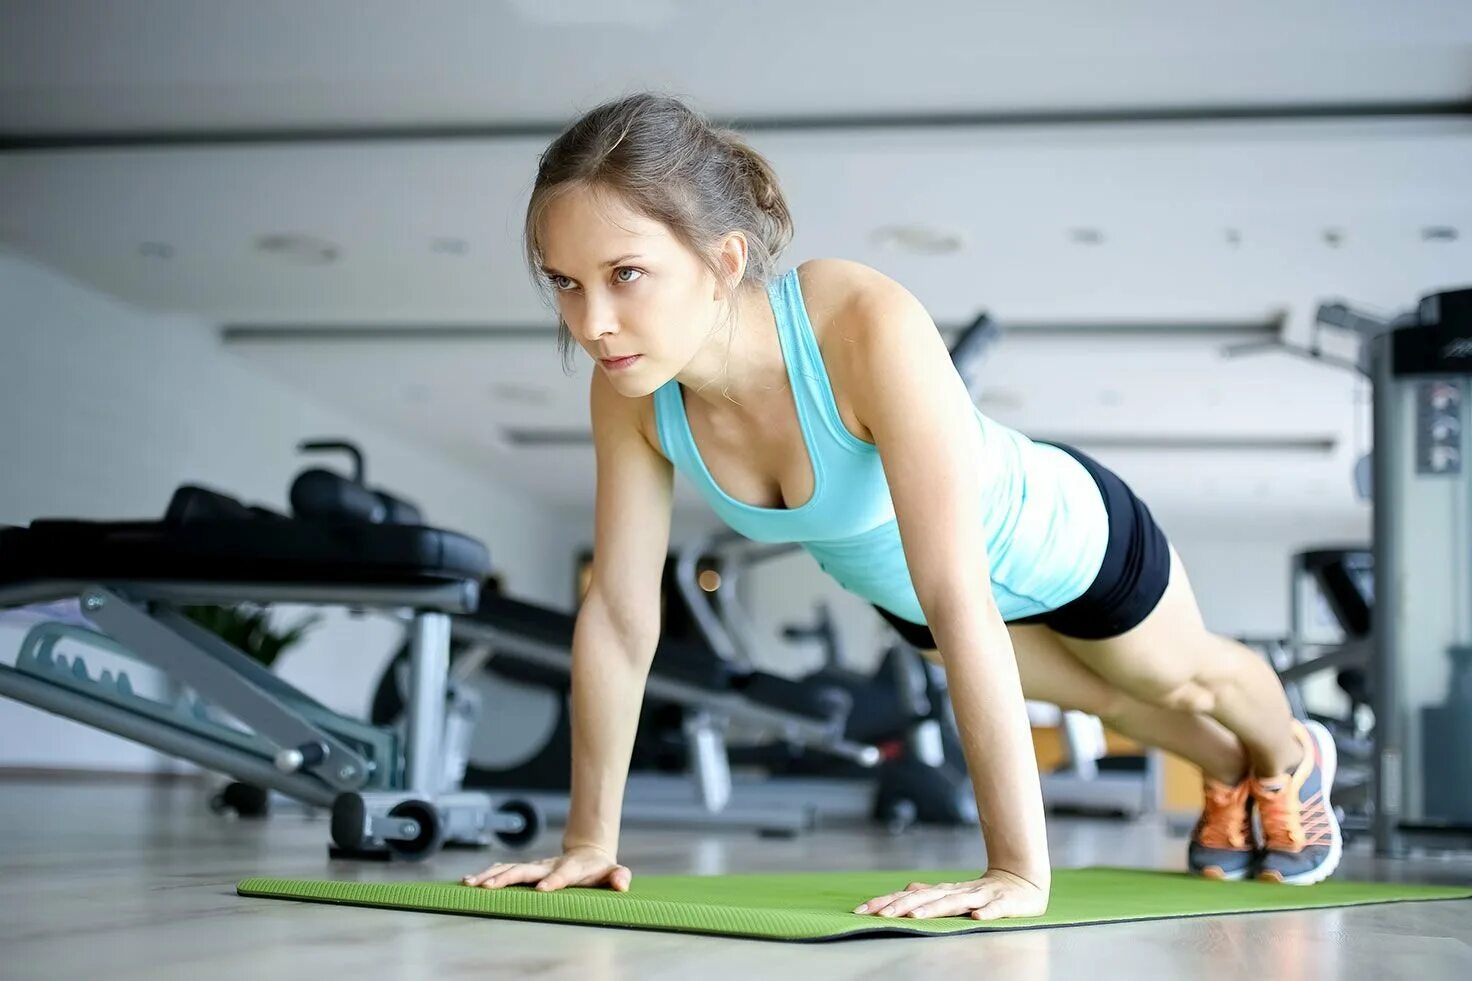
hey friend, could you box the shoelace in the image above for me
[1196,781,1252,850]
[1259,784,1335,850]
[1255,783,1302,849]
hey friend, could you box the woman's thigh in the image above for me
[1051,544,1226,707]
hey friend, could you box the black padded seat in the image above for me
[0,485,490,589]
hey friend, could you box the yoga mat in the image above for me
[237,867,1472,943]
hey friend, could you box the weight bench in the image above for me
[0,485,541,861]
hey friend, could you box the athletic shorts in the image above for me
[873,442,1171,644]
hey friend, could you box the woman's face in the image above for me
[537,184,725,397]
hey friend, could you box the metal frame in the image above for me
[0,664,342,808]
[1363,292,1472,855]
[1372,326,1409,854]
[0,574,480,834]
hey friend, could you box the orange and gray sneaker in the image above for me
[1252,719,1342,885]
[1188,776,1255,880]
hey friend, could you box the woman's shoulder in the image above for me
[792,257,889,315]
[792,258,934,367]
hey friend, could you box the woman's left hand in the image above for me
[852,868,1049,921]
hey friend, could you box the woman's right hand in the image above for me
[461,844,632,893]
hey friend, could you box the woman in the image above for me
[463,94,1340,921]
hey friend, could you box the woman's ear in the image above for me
[713,231,750,296]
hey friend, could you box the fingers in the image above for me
[911,891,998,919]
[463,862,516,887]
[462,863,507,887]
[464,857,632,894]
[462,860,552,889]
[970,897,1005,920]
[872,887,953,919]
[854,883,1022,920]
[856,875,1049,921]
[853,881,960,913]
[969,891,1048,920]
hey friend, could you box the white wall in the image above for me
[0,252,580,771]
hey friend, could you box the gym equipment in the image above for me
[237,867,1472,942]
[1367,286,1472,853]
[0,479,541,862]
[1264,284,1472,854]
[291,439,425,525]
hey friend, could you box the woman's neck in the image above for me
[674,284,788,412]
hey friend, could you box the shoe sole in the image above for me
[1195,864,1250,882]
[1259,719,1342,886]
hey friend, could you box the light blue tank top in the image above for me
[652,268,1108,625]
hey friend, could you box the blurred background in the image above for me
[0,0,1468,787]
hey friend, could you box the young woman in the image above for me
[463,94,1340,921]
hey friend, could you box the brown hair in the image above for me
[524,93,794,366]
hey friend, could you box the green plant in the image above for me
[179,604,322,669]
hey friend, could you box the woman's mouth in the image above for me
[600,354,642,371]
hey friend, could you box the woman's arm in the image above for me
[561,369,675,856]
[463,369,672,892]
[825,261,1050,918]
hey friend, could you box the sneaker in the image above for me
[1188,776,1255,880]
[1252,719,1342,885]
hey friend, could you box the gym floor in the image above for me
[5,778,1472,980]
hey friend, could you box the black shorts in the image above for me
[873,442,1171,644]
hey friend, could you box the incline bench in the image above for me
[0,485,540,861]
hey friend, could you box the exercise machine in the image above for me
[1368,287,1472,853]
[1252,285,1472,854]
[0,473,542,862]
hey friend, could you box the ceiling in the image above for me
[3,1,1469,524]
[3,1,1470,131]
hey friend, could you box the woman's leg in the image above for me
[918,624,1247,784]
[1044,543,1340,882]
[1050,544,1301,777]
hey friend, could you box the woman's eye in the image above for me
[614,267,644,284]
[550,275,575,291]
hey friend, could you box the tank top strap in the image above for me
[768,269,873,454]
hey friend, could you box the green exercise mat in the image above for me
[237,867,1472,943]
